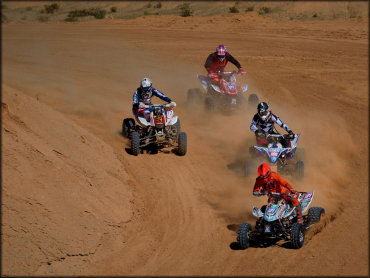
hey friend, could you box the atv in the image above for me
[122,103,187,156]
[237,191,325,249]
[187,70,259,113]
[245,132,305,179]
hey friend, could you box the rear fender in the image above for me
[168,115,178,126]
[290,133,301,149]
[300,191,314,213]
[252,206,264,218]
[166,109,174,125]
[254,146,268,153]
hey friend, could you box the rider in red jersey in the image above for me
[253,163,303,224]
[204,44,246,84]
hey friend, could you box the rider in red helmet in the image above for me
[253,163,303,224]
[204,44,246,84]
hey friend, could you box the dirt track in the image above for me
[2,13,368,276]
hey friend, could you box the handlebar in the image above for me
[266,133,283,138]
[256,132,293,139]
[267,191,306,197]
[140,103,174,109]
[216,70,238,76]
[268,192,291,197]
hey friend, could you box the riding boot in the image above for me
[296,204,303,224]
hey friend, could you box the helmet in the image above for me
[216,44,227,61]
[257,102,271,121]
[258,163,271,179]
[140,77,152,98]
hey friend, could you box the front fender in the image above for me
[211,84,221,93]
[252,206,264,218]
[137,116,151,127]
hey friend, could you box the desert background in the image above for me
[2,1,369,276]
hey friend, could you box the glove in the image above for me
[287,130,295,139]
[169,101,176,108]
[138,102,147,109]
[290,191,299,199]
[254,190,267,196]
[255,130,264,137]
[238,68,246,75]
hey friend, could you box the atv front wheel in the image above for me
[237,223,252,249]
[177,132,187,156]
[122,118,135,138]
[307,207,325,225]
[131,131,140,156]
[291,222,305,249]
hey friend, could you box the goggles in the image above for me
[259,171,270,179]
[259,110,269,116]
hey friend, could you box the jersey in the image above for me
[132,87,171,109]
[253,172,300,207]
[250,113,291,133]
[204,52,241,73]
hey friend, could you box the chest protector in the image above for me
[209,53,228,72]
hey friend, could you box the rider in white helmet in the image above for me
[132,77,176,122]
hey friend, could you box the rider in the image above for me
[250,102,295,147]
[253,163,303,224]
[204,44,246,86]
[132,77,176,123]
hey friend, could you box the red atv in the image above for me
[187,70,259,113]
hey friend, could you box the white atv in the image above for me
[122,103,187,156]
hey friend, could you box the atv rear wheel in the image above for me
[291,222,305,249]
[248,93,259,106]
[237,223,252,249]
[122,118,135,138]
[307,207,325,225]
[177,132,187,156]
[131,131,140,156]
[296,160,304,180]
